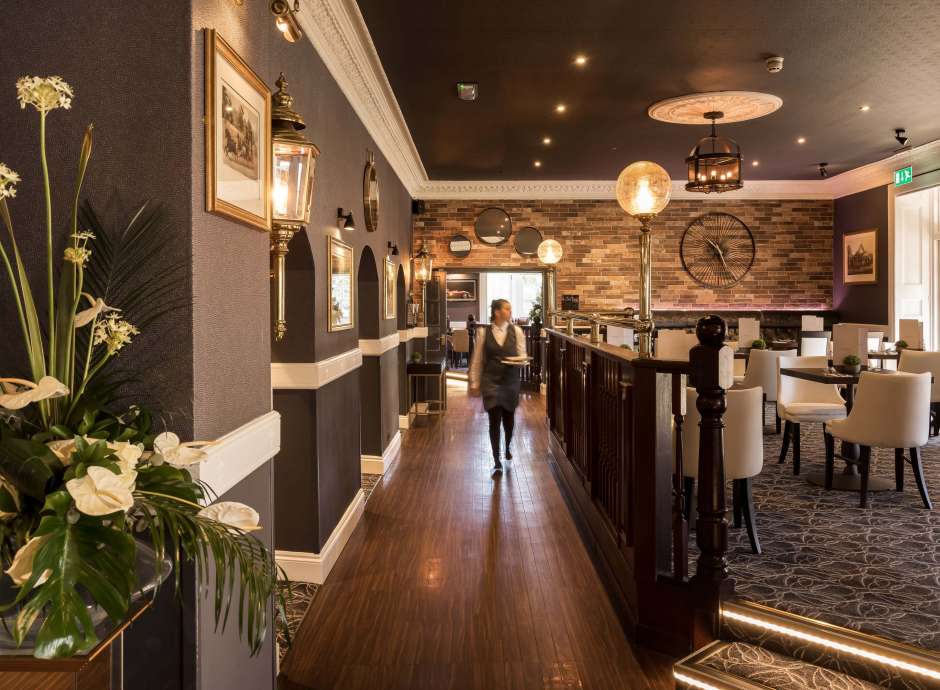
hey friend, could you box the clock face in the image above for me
[680,212,755,288]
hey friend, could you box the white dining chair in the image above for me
[655,330,699,361]
[683,386,764,554]
[825,371,932,508]
[727,341,746,381]
[738,349,796,433]
[899,350,940,436]
[798,330,829,357]
[777,355,847,475]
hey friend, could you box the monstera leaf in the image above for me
[0,436,61,501]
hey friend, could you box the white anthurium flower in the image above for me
[66,466,136,516]
[74,293,120,328]
[107,441,144,475]
[197,501,261,532]
[0,376,69,410]
[5,535,52,587]
[152,432,212,467]
[46,438,81,466]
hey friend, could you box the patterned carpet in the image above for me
[703,403,940,651]
[276,473,382,662]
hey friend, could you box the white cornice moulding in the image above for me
[297,0,426,195]
[359,333,400,356]
[195,411,280,499]
[276,489,365,584]
[271,348,363,390]
[824,138,940,199]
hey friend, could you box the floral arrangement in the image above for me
[0,77,279,658]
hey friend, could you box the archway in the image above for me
[358,246,383,459]
[357,246,380,340]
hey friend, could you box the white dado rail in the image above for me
[399,326,428,342]
[194,410,281,500]
[359,333,400,356]
[270,348,362,390]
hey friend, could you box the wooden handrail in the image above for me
[543,316,732,655]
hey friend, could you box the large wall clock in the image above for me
[362,150,379,232]
[680,212,755,288]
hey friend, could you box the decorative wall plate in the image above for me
[680,213,756,288]
[474,207,512,245]
[362,150,379,232]
[648,91,782,125]
[514,226,543,256]
[448,234,472,257]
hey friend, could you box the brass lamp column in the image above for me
[537,239,563,328]
[270,73,319,341]
[615,161,672,358]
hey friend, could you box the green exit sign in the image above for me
[895,166,913,186]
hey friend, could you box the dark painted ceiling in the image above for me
[356,0,940,180]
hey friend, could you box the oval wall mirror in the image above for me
[362,151,379,232]
[514,226,543,256]
[474,207,512,245]
[448,234,472,258]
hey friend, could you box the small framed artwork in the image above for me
[204,29,272,231]
[843,228,877,285]
[328,236,354,331]
[446,278,477,302]
[384,257,396,320]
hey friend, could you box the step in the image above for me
[721,599,940,690]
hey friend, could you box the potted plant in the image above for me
[410,352,423,364]
[750,338,767,350]
[837,354,862,375]
[895,339,909,352]
[0,76,280,659]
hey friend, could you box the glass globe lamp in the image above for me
[414,245,432,284]
[615,161,672,220]
[537,239,563,265]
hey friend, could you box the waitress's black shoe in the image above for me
[492,456,503,472]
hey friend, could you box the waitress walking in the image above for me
[469,299,527,471]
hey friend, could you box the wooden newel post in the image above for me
[689,314,734,645]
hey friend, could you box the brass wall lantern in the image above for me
[270,72,319,341]
[413,245,432,326]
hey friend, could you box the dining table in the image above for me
[778,366,894,492]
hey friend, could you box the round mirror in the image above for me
[362,152,379,232]
[474,207,512,245]
[448,234,472,258]
[514,226,543,256]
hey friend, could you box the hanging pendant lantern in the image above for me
[685,111,742,194]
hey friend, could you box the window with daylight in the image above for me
[481,271,543,323]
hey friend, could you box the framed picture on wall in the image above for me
[204,29,272,231]
[384,257,396,320]
[843,228,877,285]
[329,236,354,331]
[446,278,477,302]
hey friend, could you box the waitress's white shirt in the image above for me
[468,323,527,389]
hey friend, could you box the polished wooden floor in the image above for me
[279,383,673,690]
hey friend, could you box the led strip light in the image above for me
[722,608,940,680]
[672,670,722,690]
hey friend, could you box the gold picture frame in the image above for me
[204,29,272,231]
[384,257,396,320]
[843,228,877,285]
[329,236,354,331]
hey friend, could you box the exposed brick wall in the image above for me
[413,199,833,312]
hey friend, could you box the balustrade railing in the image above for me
[543,315,732,655]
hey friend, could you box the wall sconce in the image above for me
[414,245,432,284]
[270,73,319,342]
[387,241,399,256]
[337,208,355,231]
[271,0,302,42]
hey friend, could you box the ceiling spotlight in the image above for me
[542,136,552,145]
[797,137,806,144]
[818,162,829,178]
[752,160,759,167]
[555,103,567,113]
[573,54,588,67]
[271,0,302,42]
[337,208,355,230]
[859,104,871,112]
[533,160,542,168]
[456,82,478,101]
[895,128,910,147]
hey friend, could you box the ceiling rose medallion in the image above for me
[647,91,782,124]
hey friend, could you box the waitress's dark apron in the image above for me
[480,325,521,412]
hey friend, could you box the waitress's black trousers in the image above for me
[487,405,515,459]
